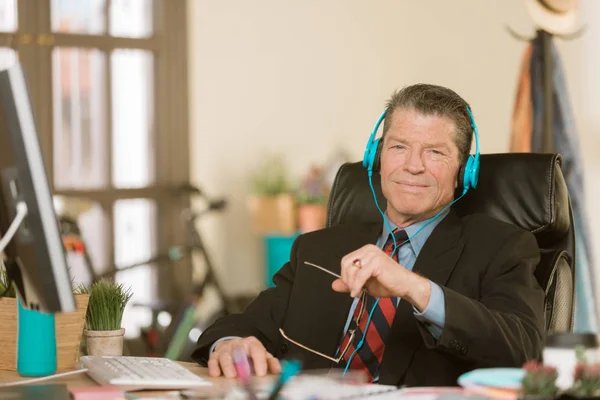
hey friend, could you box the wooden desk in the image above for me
[0,366,489,399]
[0,362,227,398]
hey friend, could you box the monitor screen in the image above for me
[0,64,75,313]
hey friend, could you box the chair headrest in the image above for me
[326,153,571,248]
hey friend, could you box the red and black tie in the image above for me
[339,228,409,381]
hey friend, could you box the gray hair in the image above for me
[382,84,474,165]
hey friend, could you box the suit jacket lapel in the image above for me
[413,210,464,286]
[378,210,465,385]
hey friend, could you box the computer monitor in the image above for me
[0,63,75,313]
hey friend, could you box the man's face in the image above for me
[379,108,461,227]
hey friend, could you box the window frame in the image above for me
[0,0,191,307]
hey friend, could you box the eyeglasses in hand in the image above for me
[278,261,367,363]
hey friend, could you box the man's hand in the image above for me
[331,244,431,311]
[208,336,281,378]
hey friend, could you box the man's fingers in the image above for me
[208,338,280,379]
[207,358,222,377]
[218,352,237,378]
[344,251,375,297]
[351,266,373,298]
[249,342,269,376]
[340,257,354,289]
[267,353,281,374]
[332,278,350,293]
[343,261,362,294]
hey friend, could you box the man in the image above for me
[192,84,545,387]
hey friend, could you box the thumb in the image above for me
[332,279,350,293]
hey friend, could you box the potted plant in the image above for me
[520,360,559,399]
[562,362,600,399]
[0,266,89,372]
[247,155,296,235]
[77,280,132,357]
[296,165,330,233]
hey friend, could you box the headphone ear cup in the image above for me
[462,156,475,194]
[457,163,466,194]
[373,139,383,172]
[363,138,380,172]
[471,157,480,189]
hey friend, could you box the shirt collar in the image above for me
[380,209,450,257]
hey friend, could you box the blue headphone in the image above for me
[362,106,480,195]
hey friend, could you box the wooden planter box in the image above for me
[0,294,89,372]
[247,194,296,235]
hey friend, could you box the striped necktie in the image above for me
[340,228,409,381]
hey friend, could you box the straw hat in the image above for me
[525,0,579,35]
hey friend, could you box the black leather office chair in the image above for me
[326,153,575,333]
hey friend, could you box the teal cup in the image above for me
[16,297,57,376]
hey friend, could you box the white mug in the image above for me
[543,333,598,390]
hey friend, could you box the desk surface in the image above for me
[0,362,224,398]
[0,365,507,399]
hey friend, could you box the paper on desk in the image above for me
[182,376,478,400]
[217,375,401,399]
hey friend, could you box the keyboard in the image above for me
[80,356,212,391]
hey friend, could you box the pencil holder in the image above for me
[16,297,57,377]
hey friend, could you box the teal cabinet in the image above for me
[263,233,298,288]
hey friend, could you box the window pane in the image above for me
[53,48,107,190]
[56,200,108,287]
[114,199,157,338]
[0,0,17,32]
[0,48,17,71]
[111,49,154,188]
[110,0,153,38]
[52,0,105,35]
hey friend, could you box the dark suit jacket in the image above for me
[192,210,545,386]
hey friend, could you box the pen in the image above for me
[267,359,302,400]
[232,347,258,400]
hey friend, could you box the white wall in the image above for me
[187,0,600,295]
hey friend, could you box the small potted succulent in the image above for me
[77,280,132,357]
[296,165,330,233]
[521,360,559,400]
[563,363,600,399]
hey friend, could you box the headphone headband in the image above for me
[362,109,387,175]
[466,105,480,162]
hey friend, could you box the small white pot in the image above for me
[84,328,126,357]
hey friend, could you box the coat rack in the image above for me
[505,25,587,153]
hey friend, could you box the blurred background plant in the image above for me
[296,165,330,233]
[0,264,16,298]
[247,155,296,235]
[296,165,330,206]
[250,155,292,196]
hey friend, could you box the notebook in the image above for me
[0,384,70,400]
